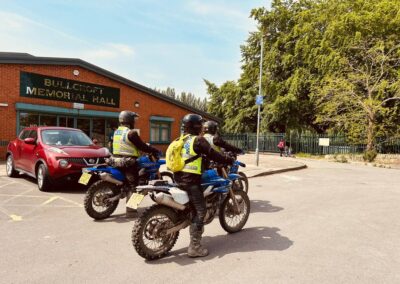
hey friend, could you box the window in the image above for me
[19,130,31,140]
[40,115,57,127]
[150,121,171,144]
[28,130,37,141]
[41,130,93,146]
[20,113,39,129]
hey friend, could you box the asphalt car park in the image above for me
[1,160,400,283]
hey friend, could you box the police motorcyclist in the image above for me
[202,121,243,154]
[113,110,161,216]
[174,114,235,257]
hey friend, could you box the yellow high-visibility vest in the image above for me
[203,133,221,152]
[181,135,202,175]
[113,126,139,157]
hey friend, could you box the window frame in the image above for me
[149,120,172,144]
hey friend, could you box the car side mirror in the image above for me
[92,139,98,145]
[24,138,36,145]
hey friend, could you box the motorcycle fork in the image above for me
[221,168,241,215]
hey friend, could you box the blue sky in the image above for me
[0,0,270,98]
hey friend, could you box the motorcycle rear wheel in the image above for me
[219,190,250,233]
[132,204,180,260]
[84,180,120,220]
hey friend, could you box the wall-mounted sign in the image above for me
[20,72,120,108]
[73,102,84,109]
[319,138,330,146]
[256,95,263,105]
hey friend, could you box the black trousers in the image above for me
[174,173,206,230]
[184,184,206,230]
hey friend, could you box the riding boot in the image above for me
[188,224,209,257]
[126,186,138,218]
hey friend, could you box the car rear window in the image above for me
[41,130,93,146]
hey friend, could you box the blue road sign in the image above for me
[256,95,263,105]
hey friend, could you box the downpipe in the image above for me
[152,192,186,211]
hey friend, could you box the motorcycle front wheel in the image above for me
[84,180,120,220]
[132,204,180,260]
[238,172,249,193]
[219,190,250,233]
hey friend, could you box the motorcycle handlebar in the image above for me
[236,161,246,168]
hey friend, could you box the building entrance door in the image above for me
[59,116,75,128]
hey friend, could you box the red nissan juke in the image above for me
[6,127,110,191]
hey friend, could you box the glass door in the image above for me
[92,118,105,146]
[59,116,75,128]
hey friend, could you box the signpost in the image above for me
[256,38,264,167]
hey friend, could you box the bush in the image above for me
[363,149,377,162]
[334,154,348,163]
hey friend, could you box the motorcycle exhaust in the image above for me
[152,192,185,211]
[99,173,124,186]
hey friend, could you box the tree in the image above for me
[205,0,400,149]
[155,87,208,112]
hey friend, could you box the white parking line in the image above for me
[40,196,59,206]
[0,188,35,204]
[0,181,17,188]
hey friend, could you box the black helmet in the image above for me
[203,121,218,135]
[182,114,204,135]
[119,110,139,127]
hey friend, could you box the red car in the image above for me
[6,127,110,191]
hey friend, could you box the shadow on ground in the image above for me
[145,226,293,266]
[93,213,137,224]
[18,175,87,194]
[250,200,283,213]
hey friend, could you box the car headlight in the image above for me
[59,159,69,168]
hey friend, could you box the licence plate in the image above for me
[126,193,145,210]
[78,172,92,185]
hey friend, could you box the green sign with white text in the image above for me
[20,72,120,108]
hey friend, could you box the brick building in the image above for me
[0,52,218,159]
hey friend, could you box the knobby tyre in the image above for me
[84,180,120,220]
[238,172,249,193]
[132,204,180,260]
[219,190,250,233]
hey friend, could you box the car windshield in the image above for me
[41,130,93,146]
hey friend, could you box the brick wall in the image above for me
[0,64,200,159]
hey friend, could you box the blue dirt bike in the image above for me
[80,155,173,220]
[130,165,250,260]
[212,152,248,193]
[227,158,248,193]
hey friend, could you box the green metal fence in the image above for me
[222,133,400,155]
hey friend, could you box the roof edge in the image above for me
[0,53,221,122]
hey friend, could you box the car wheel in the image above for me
[37,163,53,192]
[6,154,19,178]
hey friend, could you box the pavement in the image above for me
[0,154,305,178]
[234,153,307,178]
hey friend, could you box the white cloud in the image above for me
[0,11,134,63]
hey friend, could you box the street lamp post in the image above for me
[256,37,264,166]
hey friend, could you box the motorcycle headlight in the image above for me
[59,159,69,168]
